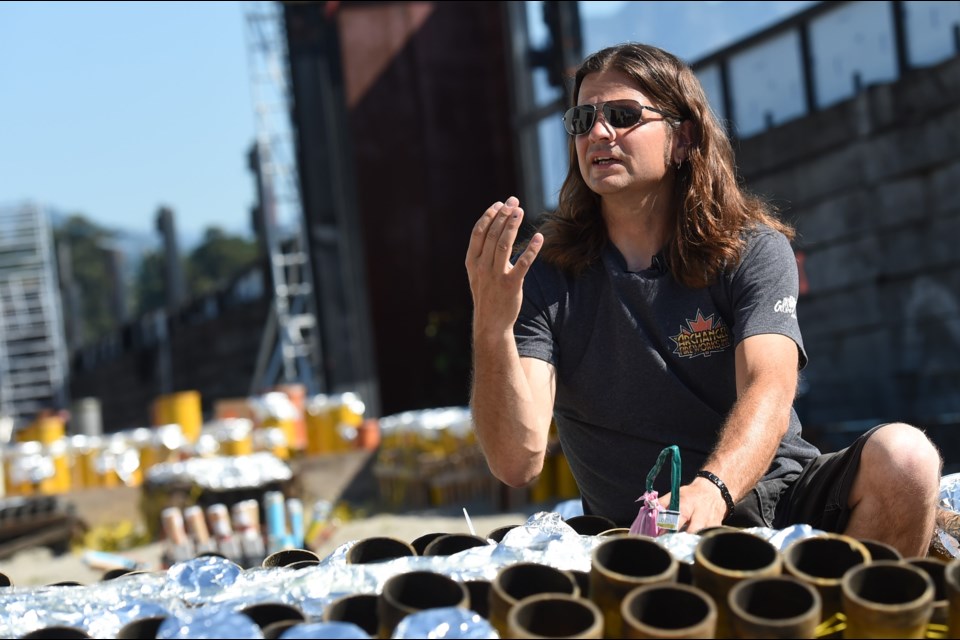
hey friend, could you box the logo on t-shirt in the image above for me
[774,295,797,319]
[670,309,732,358]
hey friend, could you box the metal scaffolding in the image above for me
[242,0,323,396]
[0,203,69,429]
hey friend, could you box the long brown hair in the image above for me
[535,43,794,288]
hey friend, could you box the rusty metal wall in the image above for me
[286,1,519,416]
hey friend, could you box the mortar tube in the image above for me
[507,593,604,639]
[621,582,718,639]
[591,534,680,639]
[160,506,194,564]
[421,533,490,557]
[692,529,782,640]
[727,576,821,639]
[183,505,217,555]
[345,536,417,565]
[322,593,380,637]
[205,503,243,564]
[906,557,949,627]
[263,491,288,554]
[286,497,304,550]
[781,533,871,624]
[491,561,581,638]
[232,501,266,568]
[840,560,934,639]
[377,570,469,638]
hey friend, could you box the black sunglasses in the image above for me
[562,99,680,136]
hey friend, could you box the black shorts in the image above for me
[724,424,887,531]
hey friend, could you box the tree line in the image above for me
[54,214,259,349]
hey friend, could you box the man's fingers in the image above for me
[512,233,543,271]
[467,201,504,262]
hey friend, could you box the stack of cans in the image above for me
[159,493,307,568]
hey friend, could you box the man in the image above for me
[465,43,940,557]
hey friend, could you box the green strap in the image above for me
[645,445,681,512]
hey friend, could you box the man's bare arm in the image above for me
[669,333,799,531]
[471,352,556,486]
[465,196,553,486]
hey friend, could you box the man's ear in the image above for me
[672,119,696,164]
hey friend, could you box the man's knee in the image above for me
[861,423,942,488]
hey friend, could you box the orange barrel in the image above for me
[165,391,203,443]
[305,395,335,456]
[355,418,381,451]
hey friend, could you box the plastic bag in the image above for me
[630,445,681,537]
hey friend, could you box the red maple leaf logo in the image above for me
[686,310,715,333]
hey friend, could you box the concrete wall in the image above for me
[736,54,960,452]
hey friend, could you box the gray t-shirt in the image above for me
[515,225,820,526]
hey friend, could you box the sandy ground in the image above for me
[0,450,540,586]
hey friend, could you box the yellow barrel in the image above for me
[1,444,17,497]
[0,447,5,499]
[305,395,335,456]
[42,439,71,495]
[262,416,296,455]
[67,435,91,489]
[554,451,579,499]
[129,428,154,476]
[219,419,254,456]
[103,433,143,487]
[325,392,364,453]
[150,395,169,427]
[5,441,46,496]
[35,415,65,445]
[14,424,36,444]
[165,391,202,443]
[254,426,289,459]
[141,423,185,472]
[529,454,555,505]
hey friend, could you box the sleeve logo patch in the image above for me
[774,295,797,319]
[670,309,732,358]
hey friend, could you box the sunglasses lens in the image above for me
[563,105,596,135]
[604,103,644,128]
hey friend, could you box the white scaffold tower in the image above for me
[242,0,323,396]
[0,202,69,432]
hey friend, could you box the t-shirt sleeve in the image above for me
[729,229,808,369]
[514,263,559,366]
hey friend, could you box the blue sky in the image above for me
[0,1,255,244]
[0,1,818,246]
